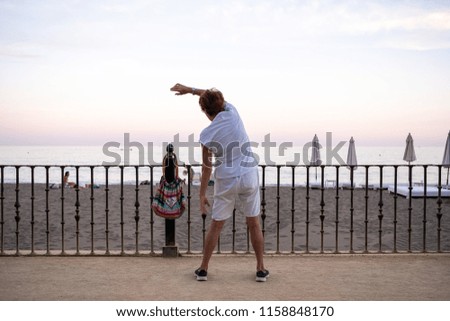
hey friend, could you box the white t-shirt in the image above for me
[199,102,257,179]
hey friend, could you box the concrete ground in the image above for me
[1,254,450,301]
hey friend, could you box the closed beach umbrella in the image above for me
[310,134,322,165]
[310,134,322,180]
[403,133,417,165]
[346,136,358,170]
[442,130,450,186]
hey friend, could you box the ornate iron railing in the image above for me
[0,164,448,255]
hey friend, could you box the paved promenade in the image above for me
[1,254,450,301]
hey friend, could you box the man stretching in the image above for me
[170,83,269,282]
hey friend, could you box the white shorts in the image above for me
[212,168,261,221]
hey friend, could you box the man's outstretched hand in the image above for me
[170,83,191,95]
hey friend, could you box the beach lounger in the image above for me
[340,182,357,190]
[388,185,450,199]
[359,183,389,190]
[308,181,321,189]
[304,180,336,189]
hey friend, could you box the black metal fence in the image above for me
[0,164,449,255]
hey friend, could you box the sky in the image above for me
[1,0,450,147]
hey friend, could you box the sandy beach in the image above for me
[1,183,449,254]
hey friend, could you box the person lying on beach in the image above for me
[170,83,268,282]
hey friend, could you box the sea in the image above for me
[0,145,448,186]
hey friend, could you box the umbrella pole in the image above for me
[446,168,449,187]
[408,162,412,185]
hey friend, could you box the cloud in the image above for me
[0,42,43,58]
[330,3,450,50]
[2,0,449,59]
[325,3,450,34]
[195,0,450,50]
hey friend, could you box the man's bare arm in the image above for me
[170,83,206,96]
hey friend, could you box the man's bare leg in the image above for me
[200,219,226,271]
[247,216,265,271]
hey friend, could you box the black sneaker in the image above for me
[194,268,208,281]
[256,269,269,282]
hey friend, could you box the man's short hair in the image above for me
[199,88,225,117]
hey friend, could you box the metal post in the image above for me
[291,166,296,254]
[0,166,4,255]
[247,213,252,254]
[378,166,384,253]
[31,166,36,255]
[186,165,192,254]
[232,208,236,254]
[437,165,443,253]
[364,166,369,253]
[305,166,310,253]
[149,166,154,254]
[134,166,140,255]
[276,165,281,254]
[14,166,21,256]
[423,166,428,253]
[349,165,355,253]
[335,166,340,254]
[162,149,179,257]
[260,165,266,238]
[120,166,124,255]
[105,166,110,255]
[202,212,207,252]
[217,235,221,254]
[393,166,398,253]
[74,166,80,255]
[45,166,50,255]
[164,220,176,254]
[60,166,65,255]
[90,166,95,255]
[408,164,413,252]
[319,165,325,253]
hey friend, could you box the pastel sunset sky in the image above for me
[1,0,449,147]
